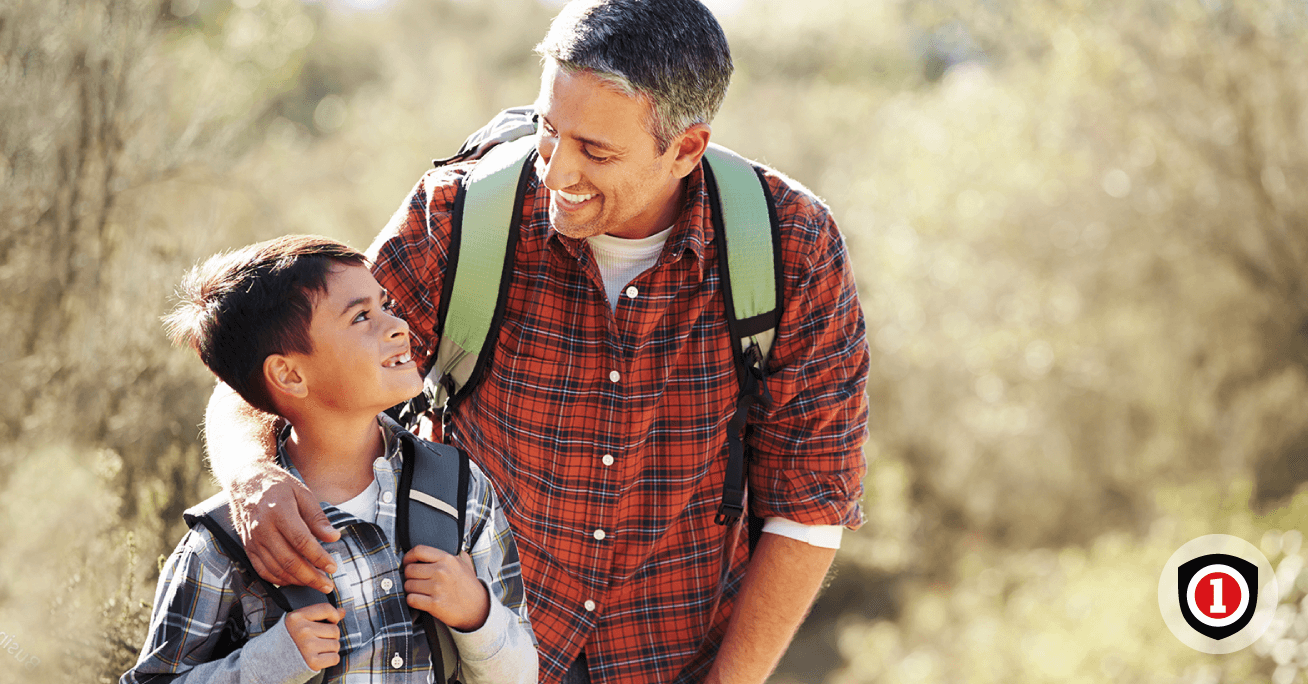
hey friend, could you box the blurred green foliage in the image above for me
[1,0,1306,682]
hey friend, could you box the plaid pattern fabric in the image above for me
[123,418,529,684]
[370,157,869,684]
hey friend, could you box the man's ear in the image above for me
[669,123,711,179]
[264,354,308,401]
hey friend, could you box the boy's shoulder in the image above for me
[164,516,252,589]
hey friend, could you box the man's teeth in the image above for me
[386,353,411,368]
[559,190,595,203]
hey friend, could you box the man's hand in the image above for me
[229,461,341,593]
[285,603,346,671]
[403,546,490,632]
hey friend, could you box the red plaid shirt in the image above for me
[369,154,868,684]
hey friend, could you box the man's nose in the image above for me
[536,134,580,190]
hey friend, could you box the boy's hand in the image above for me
[229,462,341,594]
[285,603,346,672]
[403,547,490,632]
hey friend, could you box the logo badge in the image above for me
[1177,554,1257,640]
[1158,535,1278,654]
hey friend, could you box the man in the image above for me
[205,1,869,682]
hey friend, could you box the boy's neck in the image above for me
[282,411,384,506]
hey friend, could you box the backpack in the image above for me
[184,421,470,684]
[399,107,782,549]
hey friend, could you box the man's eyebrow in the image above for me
[540,114,622,153]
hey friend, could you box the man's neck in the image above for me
[283,411,383,506]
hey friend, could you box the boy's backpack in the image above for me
[184,422,470,684]
[398,107,782,550]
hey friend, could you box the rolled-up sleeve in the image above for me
[746,175,869,529]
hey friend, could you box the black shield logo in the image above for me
[1178,553,1258,640]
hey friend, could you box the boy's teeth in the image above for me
[559,190,594,203]
[387,353,411,367]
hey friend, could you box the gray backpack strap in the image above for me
[423,135,538,425]
[388,416,470,684]
[701,144,782,542]
[183,495,332,683]
[184,494,334,614]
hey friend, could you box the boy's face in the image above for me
[292,263,422,414]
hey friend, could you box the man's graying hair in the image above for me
[535,0,733,154]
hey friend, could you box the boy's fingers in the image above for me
[297,602,343,624]
[402,545,451,565]
[457,550,476,574]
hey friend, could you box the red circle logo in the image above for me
[1193,571,1242,620]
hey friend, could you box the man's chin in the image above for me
[548,206,603,240]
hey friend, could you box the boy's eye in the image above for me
[382,299,398,313]
[353,310,370,324]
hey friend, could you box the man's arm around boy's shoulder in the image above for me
[121,526,343,684]
[402,458,538,684]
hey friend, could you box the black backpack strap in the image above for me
[701,146,783,553]
[390,420,470,684]
[183,493,335,615]
[433,107,538,168]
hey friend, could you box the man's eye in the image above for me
[583,146,611,163]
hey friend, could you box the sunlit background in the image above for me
[2,0,1308,681]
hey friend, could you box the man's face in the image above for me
[533,61,688,240]
[293,263,422,415]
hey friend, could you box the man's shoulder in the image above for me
[730,157,843,273]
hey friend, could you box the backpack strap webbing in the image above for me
[702,144,783,546]
[389,418,469,684]
[424,135,538,422]
[183,494,335,615]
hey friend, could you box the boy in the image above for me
[123,235,536,684]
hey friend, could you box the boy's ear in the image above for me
[264,354,308,400]
[669,123,711,180]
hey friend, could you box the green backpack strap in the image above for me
[701,143,782,541]
[405,114,780,546]
[422,135,538,422]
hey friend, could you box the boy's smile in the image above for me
[291,263,423,415]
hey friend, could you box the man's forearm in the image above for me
[204,382,282,488]
[705,533,837,684]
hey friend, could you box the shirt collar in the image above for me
[275,415,406,534]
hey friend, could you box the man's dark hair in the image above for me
[535,0,734,153]
[164,235,367,415]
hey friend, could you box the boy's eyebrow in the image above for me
[339,287,389,317]
[340,295,373,317]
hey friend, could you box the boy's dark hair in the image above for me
[164,235,367,415]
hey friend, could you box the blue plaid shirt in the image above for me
[123,417,535,684]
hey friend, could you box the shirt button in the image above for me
[391,654,404,669]
[381,491,394,504]
[380,578,394,591]
[584,600,596,612]
[593,529,606,541]
[609,370,620,383]
[625,285,639,299]
[601,454,614,467]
